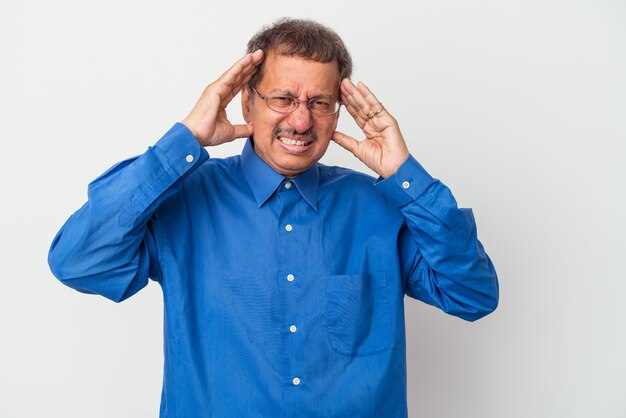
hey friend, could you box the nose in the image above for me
[286,103,314,134]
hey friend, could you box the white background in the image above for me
[1,0,625,417]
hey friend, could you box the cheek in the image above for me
[315,118,339,137]
[312,135,333,156]
[257,113,289,133]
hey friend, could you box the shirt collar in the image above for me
[241,138,319,210]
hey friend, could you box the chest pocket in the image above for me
[325,273,392,356]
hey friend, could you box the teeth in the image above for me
[278,137,311,146]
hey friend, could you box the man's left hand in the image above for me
[332,79,410,178]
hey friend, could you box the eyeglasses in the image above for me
[250,86,341,116]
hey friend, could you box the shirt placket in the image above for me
[276,179,307,417]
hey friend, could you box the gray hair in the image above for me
[246,18,352,91]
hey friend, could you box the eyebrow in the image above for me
[267,88,335,100]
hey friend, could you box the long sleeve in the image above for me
[48,123,209,302]
[376,155,499,321]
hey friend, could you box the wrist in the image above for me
[380,152,410,179]
[180,119,202,143]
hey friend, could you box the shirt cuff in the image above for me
[374,155,435,207]
[153,122,209,177]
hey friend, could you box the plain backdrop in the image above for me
[1,0,625,417]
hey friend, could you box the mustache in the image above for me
[272,127,318,142]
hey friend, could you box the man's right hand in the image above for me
[181,50,264,147]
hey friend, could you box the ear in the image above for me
[241,86,253,123]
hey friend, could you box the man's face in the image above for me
[242,52,340,177]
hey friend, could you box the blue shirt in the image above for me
[49,122,498,417]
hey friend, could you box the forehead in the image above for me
[259,52,340,96]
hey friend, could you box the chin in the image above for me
[276,159,315,176]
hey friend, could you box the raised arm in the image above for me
[48,51,264,302]
[333,79,498,321]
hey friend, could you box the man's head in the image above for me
[241,18,352,177]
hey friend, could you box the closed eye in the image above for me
[270,96,296,108]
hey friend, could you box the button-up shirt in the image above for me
[49,122,498,417]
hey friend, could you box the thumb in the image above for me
[231,123,254,140]
[332,131,359,156]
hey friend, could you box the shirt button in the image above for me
[287,274,295,282]
[285,224,293,232]
[186,154,194,163]
[284,182,292,189]
[289,325,297,333]
[402,181,410,189]
[292,377,301,386]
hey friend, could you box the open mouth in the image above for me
[277,136,313,147]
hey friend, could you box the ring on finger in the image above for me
[367,107,384,119]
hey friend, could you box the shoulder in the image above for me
[185,154,242,185]
[318,163,377,189]
[317,163,389,206]
[316,164,403,227]
[170,154,244,203]
[199,154,241,174]
[158,154,244,217]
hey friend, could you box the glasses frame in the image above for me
[250,86,342,116]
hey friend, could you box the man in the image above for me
[49,18,498,418]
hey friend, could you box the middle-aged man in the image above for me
[49,18,499,417]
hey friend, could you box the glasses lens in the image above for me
[265,95,340,115]
[267,97,297,113]
[308,99,339,115]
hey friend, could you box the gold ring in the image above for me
[367,107,384,119]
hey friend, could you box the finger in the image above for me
[250,49,264,64]
[223,50,263,83]
[332,131,360,156]
[231,123,254,140]
[223,69,256,101]
[340,78,355,95]
[217,56,264,106]
[356,82,388,125]
[341,79,372,120]
[341,96,366,129]
[355,81,384,112]
[343,79,388,124]
[343,92,371,124]
[221,70,256,105]
[228,55,262,90]
[217,50,263,93]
